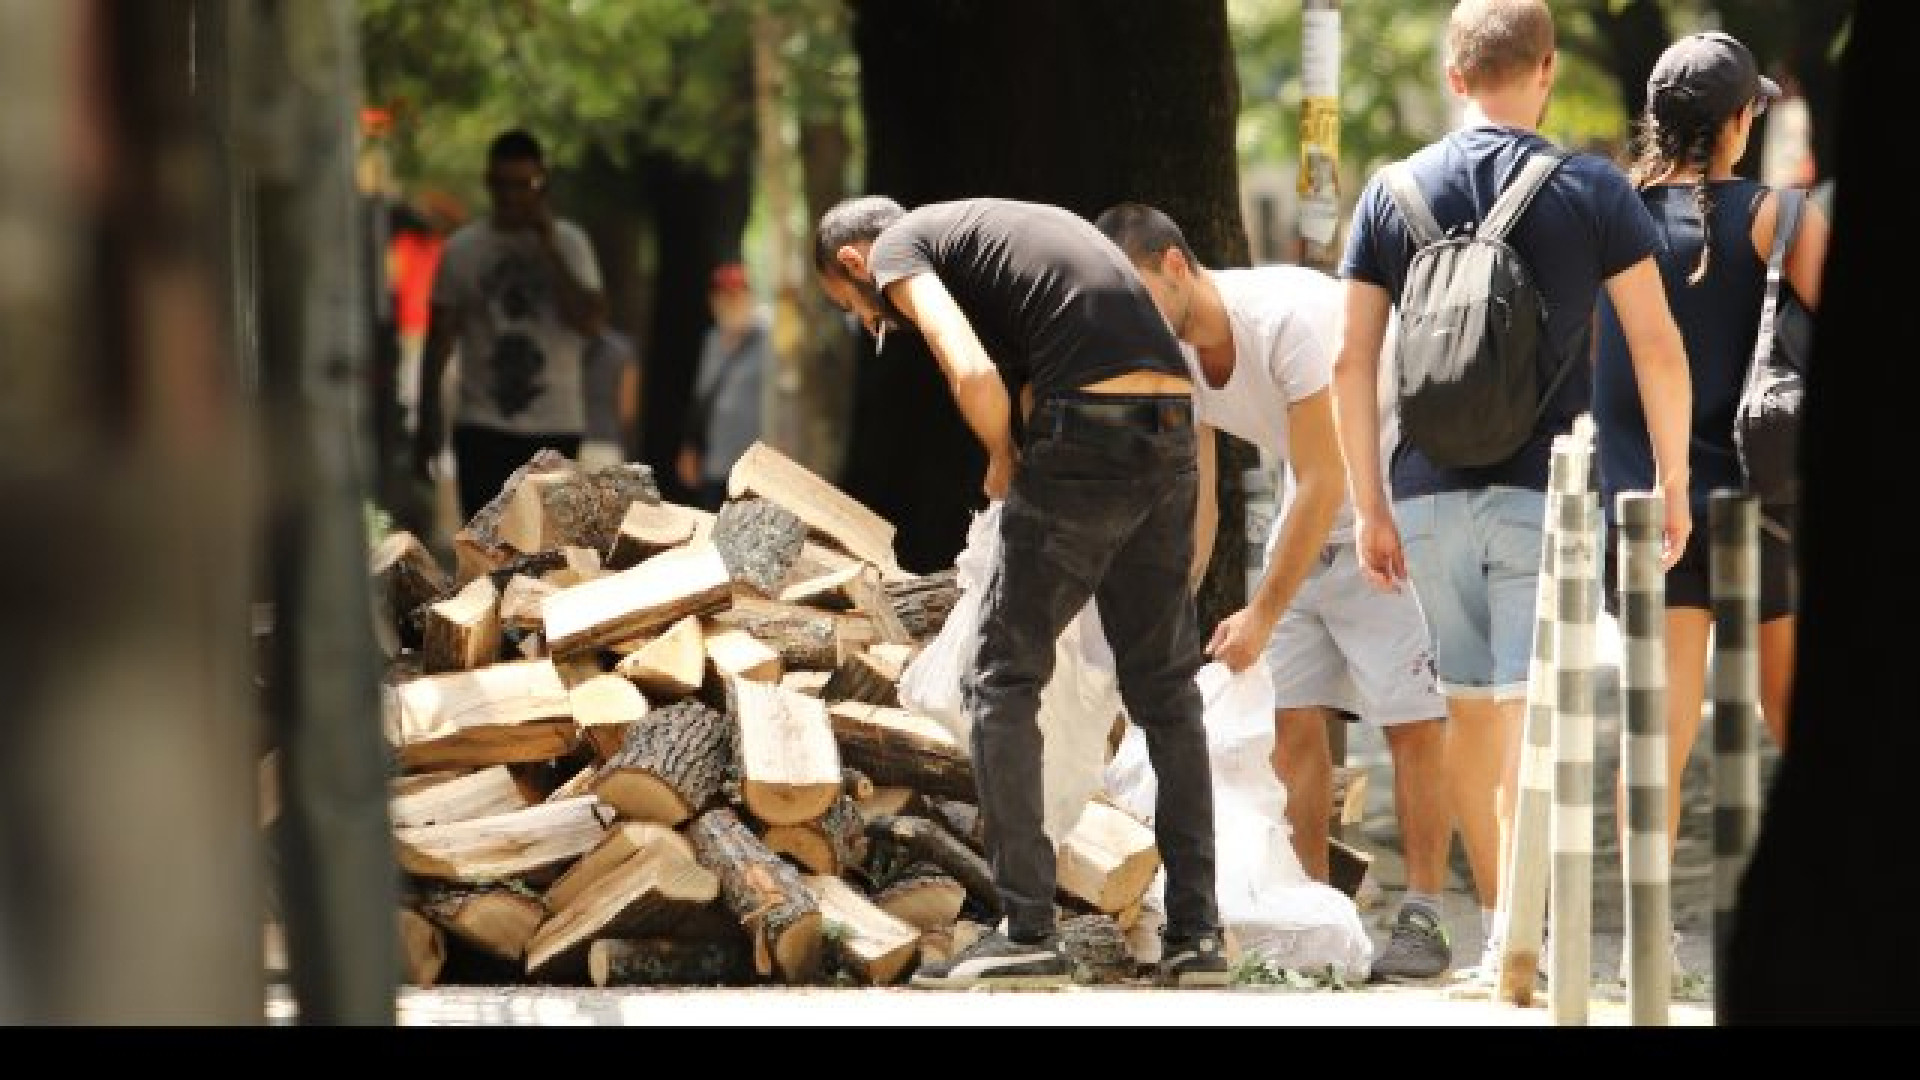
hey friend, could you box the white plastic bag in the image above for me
[897,501,1120,845]
[1104,660,1375,981]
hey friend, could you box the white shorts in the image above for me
[1260,535,1445,727]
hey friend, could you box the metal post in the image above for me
[1618,492,1671,1025]
[1297,0,1341,269]
[1549,482,1599,1025]
[1710,490,1761,1018]
[1499,424,1590,1005]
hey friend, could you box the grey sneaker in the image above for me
[910,928,1069,990]
[1370,905,1452,982]
[1155,932,1231,987]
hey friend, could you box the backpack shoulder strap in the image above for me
[1382,162,1446,247]
[1753,186,1809,368]
[1478,152,1565,243]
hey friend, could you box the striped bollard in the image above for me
[1549,484,1599,1025]
[1498,428,1590,1006]
[1618,492,1671,1025]
[1710,490,1761,1016]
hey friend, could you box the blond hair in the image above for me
[1447,0,1555,91]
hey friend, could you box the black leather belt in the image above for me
[1035,394,1193,433]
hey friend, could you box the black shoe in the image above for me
[910,929,1069,990]
[1155,932,1231,987]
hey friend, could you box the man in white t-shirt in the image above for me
[415,128,608,519]
[1096,203,1453,982]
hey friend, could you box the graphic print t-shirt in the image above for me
[432,219,604,434]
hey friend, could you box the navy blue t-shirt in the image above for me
[1594,179,1771,523]
[1341,126,1660,497]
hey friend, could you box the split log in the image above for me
[387,659,577,772]
[541,546,604,588]
[883,567,960,641]
[389,765,530,829]
[567,673,648,763]
[588,699,735,826]
[541,542,733,657]
[827,702,974,802]
[855,785,920,824]
[779,670,832,699]
[920,920,989,973]
[1057,800,1160,914]
[711,496,807,597]
[761,793,867,876]
[615,613,705,700]
[708,595,867,672]
[370,530,451,652]
[544,763,597,804]
[453,526,512,588]
[496,460,660,555]
[1060,912,1133,985]
[399,907,446,988]
[417,883,548,963]
[806,874,920,986]
[872,866,966,933]
[841,766,874,803]
[498,574,555,631]
[526,822,721,976]
[727,441,904,578]
[703,627,782,685]
[844,564,914,647]
[864,814,1000,922]
[589,936,754,988]
[687,806,823,984]
[422,574,502,674]
[465,447,574,548]
[728,675,842,826]
[605,500,706,570]
[821,641,915,707]
[777,562,861,609]
[396,795,612,883]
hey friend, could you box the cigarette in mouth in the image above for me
[875,323,887,353]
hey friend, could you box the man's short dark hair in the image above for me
[814,196,906,278]
[1093,202,1197,268]
[488,128,545,166]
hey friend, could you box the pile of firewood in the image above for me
[357,442,1160,989]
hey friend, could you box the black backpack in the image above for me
[1382,153,1571,469]
[1733,185,1812,539]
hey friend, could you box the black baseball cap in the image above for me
[1647,31,1781,120]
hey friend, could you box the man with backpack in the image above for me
[1329,0,1693,981]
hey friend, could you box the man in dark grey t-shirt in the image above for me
[813,196,1226,989]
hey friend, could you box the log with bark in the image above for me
[370,530,451,653]
[827,702,974,802]
[711,496,807,597]
[605,500,707,571]
[495,460,660,555]
[871,864,966,933]
[587,698,735,826]
[589,936,754,988]
[686,806,823,984]
[416,882,548,964]
[821,641,915,707]
[399,907,447,988]
[703,627,783,685]
[882,567,959,641]
[807,874,920,986]
[863,813,1000,922]
[541,542,733,657]
[567,673,648,763]
[497,574,555,631]
[1056,800,1160,915]
[707,595,868,672]
[761,792,867,877]
[525,822,721,976]
[843,564,914,646]
[1059,912,1134,985]
[727,441,905,579]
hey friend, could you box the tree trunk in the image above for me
[846,0,1249,604]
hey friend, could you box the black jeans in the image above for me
[963,394,1220,942]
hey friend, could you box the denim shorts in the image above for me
[1394,486,1548,701]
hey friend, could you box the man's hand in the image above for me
[1355,512,1409,593]
[1207,602,1278,673]
[676,445,702,492]
[1660,477,1693,571]
[983,449,1018,502]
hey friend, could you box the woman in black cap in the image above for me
[1591,27,1829,903]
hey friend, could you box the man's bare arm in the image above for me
[539,218,607,338]
[886,271,1017,499]
[1250,389,1345,617]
